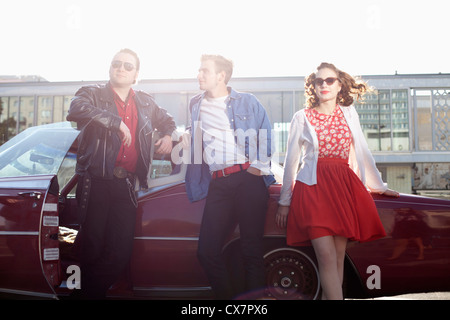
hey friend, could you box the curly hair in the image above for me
[305,62,370,108]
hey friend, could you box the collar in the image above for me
[97,82,115,102]
[99,82,135,102]
[200,86,241,102]
[109,82,135,103]
[228,87,241,100]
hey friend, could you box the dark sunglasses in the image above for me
[314,77,339,86]
[111,60,135,72]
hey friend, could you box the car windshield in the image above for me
[0,122,79,178]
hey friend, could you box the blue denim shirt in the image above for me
[185,87,276,202]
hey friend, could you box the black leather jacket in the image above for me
[67,82,176,189]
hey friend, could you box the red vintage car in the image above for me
[0,122,449,300]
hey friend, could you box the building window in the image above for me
[19,96,35,132]
[152,92,193,130]
[37,96,53,126]
[0,97,17,144]
[392,89,410,151]
[355,89,409,152]
[412,89,450,151]
[252,91,303,156]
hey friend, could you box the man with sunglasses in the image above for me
[67,48,176,299]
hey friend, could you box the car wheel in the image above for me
[264,247,320,300]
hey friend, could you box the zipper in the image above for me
[139,117,152,173]
[102,130,108,177]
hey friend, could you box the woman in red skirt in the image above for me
[276,63,399,300]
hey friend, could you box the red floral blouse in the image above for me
[305,106,352,160]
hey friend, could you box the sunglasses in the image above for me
[314,77,339,86]
[111,60,135,72]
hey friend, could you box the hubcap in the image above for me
[264,248,320,300]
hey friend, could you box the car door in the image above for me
[0,123,79,299]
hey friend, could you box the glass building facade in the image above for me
[0,95,72,143]
[354,89,409,152]
[1,74,449,196]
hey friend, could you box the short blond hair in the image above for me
[201,54,234,84]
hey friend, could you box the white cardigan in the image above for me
[279,105,388,206]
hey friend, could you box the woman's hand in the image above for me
[381,188,400,198]
[276,205,290,228]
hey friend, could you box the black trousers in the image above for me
[197,170,269,299]
[78,176,136,299]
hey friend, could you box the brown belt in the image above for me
[212,163,251,179]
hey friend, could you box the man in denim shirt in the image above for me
[183,54,275,299]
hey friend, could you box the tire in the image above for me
[264,247,320,300]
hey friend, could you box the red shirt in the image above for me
[112,88,139,173]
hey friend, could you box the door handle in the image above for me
[18,191,43,200]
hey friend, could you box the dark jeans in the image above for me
[77,176,136,299]
[197,170,269,299]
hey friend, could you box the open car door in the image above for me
[0,123,79,299]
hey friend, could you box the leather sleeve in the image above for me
[67,85,122,131]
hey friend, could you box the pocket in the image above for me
[235,114,252,121]
[245,169,263,178]
[234,113,256,133]
[243,171,269,198]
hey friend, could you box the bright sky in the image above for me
[1,0,449,82]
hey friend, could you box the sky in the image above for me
[1,0,449,82]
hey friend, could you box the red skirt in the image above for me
[287,158,386,246]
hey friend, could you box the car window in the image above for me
[150,156,181,179]
[145,132,186,190]
[0,123,79,178]
[57,149,77,195]
[148,131,183,181]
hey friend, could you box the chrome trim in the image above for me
[0,175,55,189]
[134,236,198,241]
[0,231,39,236]
[43,203,58,212]
[132,286,212,298]
[37,185,59,297]
[133,234,286,243]
[375,199,450,208]
[134,286,211,292]
[0,287,57,299]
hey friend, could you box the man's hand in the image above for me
[119,121,132,147]
[179,132,191,149]
[155,135,173,154]
[247,166,262,176]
